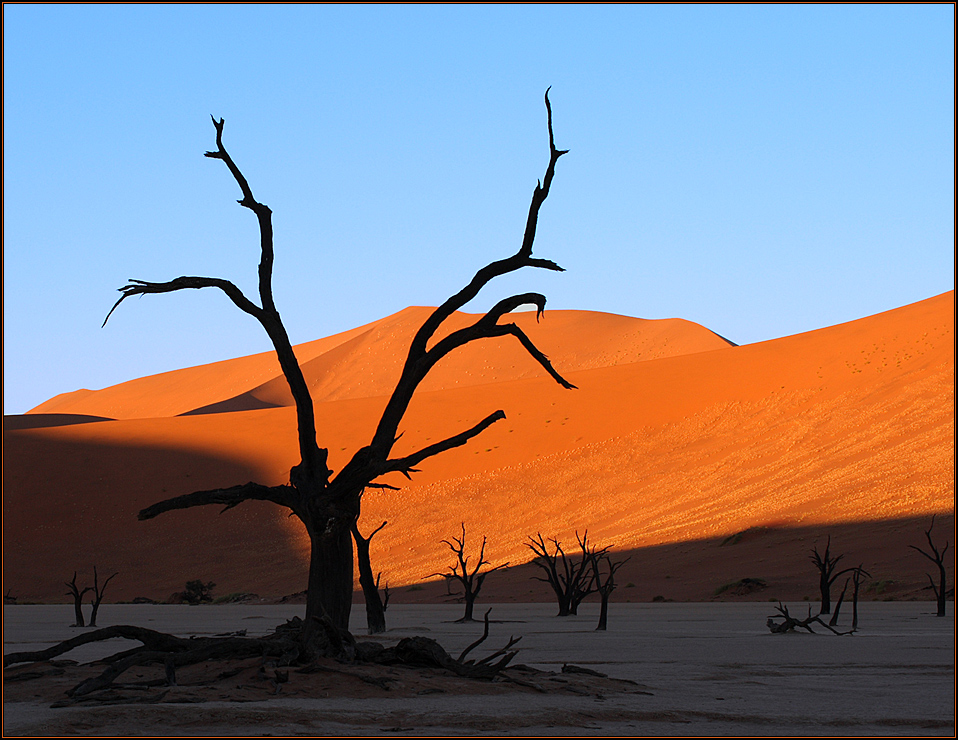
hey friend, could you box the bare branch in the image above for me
[138,482,297,521]
[458,608,493,663]
[365,89,572,463]
[380,410,506,480]
[103,276,262,327]
[427,294,577,390]
[204,116,277,314]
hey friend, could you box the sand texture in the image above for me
[3,294,954,605]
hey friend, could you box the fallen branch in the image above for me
[766,602,854,635]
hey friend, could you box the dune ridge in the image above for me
[3,292,953,603]
[28,307,732,419]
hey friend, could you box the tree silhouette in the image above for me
[88,567,118,628]
[909,515,953,617]
[431,523,508,622]
[65,572,92,627]
[352,519,388,634]
[589,549,629,631]
[104,90,573,636]
[809,536,856,614]
[828,564,868,629]
[527,532,598,616]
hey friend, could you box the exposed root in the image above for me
[4,614,524,702]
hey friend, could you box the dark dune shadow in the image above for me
[384,516,956,607]
[2,433,308,604]
[3,414,115,431]
[178,394,282,416]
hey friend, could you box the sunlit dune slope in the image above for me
[28,308,732,419]
[3,293,953,604]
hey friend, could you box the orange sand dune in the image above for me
[3,293,953,605]
[29,308,732,419]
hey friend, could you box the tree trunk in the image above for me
[463,592,477,621]
[305,522,354,631]
[72,599,86,628]
[829,579,849,626]
[354,529,386,634]
[936,562,947,617]
[819,575,831,614]
[596,594,609,631]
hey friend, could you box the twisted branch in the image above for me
[138,481,297,521]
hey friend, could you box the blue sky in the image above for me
[4,4,954,414]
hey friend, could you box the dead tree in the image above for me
[88,566,118,627]
[809,536,856,614]
[589,549,629,631]
[766,602,853,635]
[909,515,953,617]
[103,90,573,640]
[352,519,388,634]
[65,572,92,627]
[377,573,390,612]
[527,532,597,616]
[431,523,508,622]
[851,564,867,630]
[829,565,869,628]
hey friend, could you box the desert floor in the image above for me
[3,602,954,736]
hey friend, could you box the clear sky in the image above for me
[3,4,954,414]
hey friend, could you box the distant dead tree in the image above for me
[909,515,953,617]
[809,536,856,614]
[103,90,574,645]
[431,523,508,622]
[829,564,869,629]
[352,519,388,634]
[850,565,867,630]
[88,567,118,628]
[589,549,629,631]
[527,532,598,616]
[65,572,92,627]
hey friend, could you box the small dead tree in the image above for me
[65,572,92,627]
[829,565,869,628]
[527,532,597,616]
[589,549,629,631]
[352,519,388,634]
[431,523,508,622]
[88,567,118,628]
[809,536,856,614]
[909,515,953,617]
[104,89,574,640]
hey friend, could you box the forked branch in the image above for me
[365,88,572,467]
[104,116,327,484]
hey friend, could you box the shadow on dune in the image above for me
[178,395,283,416]
[3,427,953,607]
[2,433,309,604]
[3,414,114,430]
